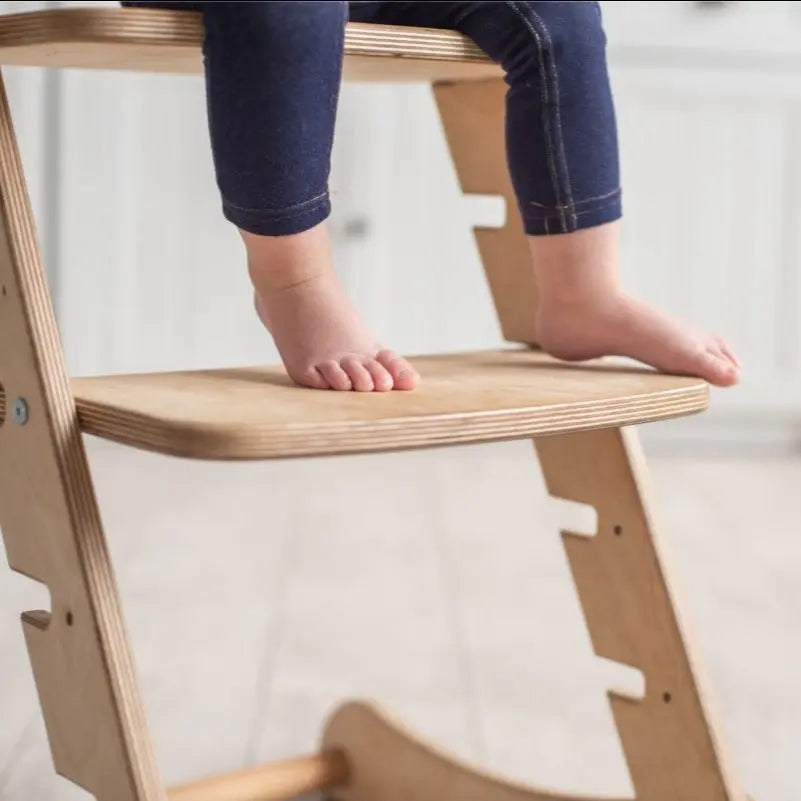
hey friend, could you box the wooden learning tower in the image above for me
[0,8,746,801]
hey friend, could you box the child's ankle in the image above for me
[538,284,623,315]
[249,259,329,294]
[240,223,334,294]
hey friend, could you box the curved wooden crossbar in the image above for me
[322,701,629,801]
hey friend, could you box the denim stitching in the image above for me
[528,186,620,211]
[223,204,328,223]
[526,198,620,221]
[505,0,564,232]
[509,1,578,230]
[524,197,620,222]
[222,190,328,216]
[574,187,620,206]
[525,3,577,227]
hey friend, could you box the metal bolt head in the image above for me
[11,397,28,425]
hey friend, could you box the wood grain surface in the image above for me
[166,752,349,801]
[72,350,708,460]
[0,67,165,800]
[323,701,628,801]
[0,8,501,81]
[435,79,542,345]
[536,428,745,801]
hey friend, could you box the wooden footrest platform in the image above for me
[70,349,708,460]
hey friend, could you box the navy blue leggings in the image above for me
[122,1,621,237]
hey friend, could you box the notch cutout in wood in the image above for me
[549,496,598,539]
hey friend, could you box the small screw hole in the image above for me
[613,525,623,536]
[662,692,672,703]
[65,611,74,626]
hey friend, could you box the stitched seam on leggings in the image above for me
[507,1,576,230]
[505,0,563,231]
[222,190,328,216]
[528,3,577,226]
[222,204,328,224]
[529,186,620,211]
[524,197,619,222]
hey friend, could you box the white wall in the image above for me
[2,2,56,281]
[12,1,801,447]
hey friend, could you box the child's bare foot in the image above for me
[536,291,740,387]
[243,225,417,392]
[529,222,741,388]
[254,276,417,391]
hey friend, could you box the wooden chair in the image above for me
[0,8,746,801]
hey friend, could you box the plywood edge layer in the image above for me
[0,8,497,73]
[74,386,707,460]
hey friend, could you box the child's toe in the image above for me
[294,366,329,390]
[364,359,393,392]
[317,360,352,391]
[700,348,739,387]
[376,349,418,390]
[715,337,741,370]
[341,355,374,392]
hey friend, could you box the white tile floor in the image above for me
[0,437,799,801]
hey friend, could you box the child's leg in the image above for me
[123,1,416,391]
[352,1,739,386]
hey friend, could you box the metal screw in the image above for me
[11,397,28,425]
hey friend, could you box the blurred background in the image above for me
[1,1,799,799]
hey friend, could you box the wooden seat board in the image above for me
[70,349,708,460]
[0,8,501,81]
